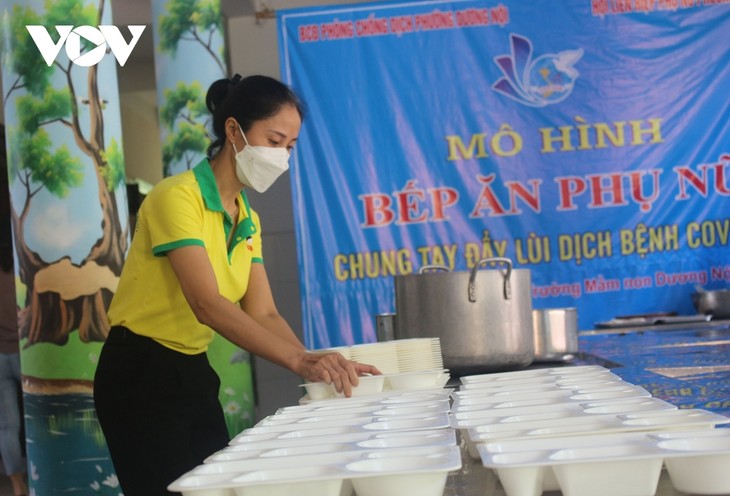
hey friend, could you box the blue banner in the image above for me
[277,0,730,349]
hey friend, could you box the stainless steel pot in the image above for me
[532,308,578,362]
[692,290,730,318]
[394,258,534,375]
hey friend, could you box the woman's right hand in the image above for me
[296,351,381,397]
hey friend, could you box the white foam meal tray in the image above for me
[169,444,461,496]
[467,408,730,442]
[478,427,730,496]
[208,428,457,462]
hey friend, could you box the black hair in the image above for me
[205,74,305,159]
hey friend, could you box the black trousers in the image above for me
[94,326,230,495]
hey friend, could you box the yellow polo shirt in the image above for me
[107,159,263,354]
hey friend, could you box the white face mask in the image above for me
[233,124,290,193]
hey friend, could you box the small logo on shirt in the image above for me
[246,237,254,252]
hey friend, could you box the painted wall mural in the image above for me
[3,0,127,347]
[154,0,225,176]
[1,0,129,493]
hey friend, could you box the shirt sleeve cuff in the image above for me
[152,238,205,256]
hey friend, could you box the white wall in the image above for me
[118,60,164,185]
[120,89,163,186]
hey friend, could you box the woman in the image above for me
[93,74,379,495]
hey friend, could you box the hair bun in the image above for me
[205,77,233,114]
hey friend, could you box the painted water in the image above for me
[23,393,120,495]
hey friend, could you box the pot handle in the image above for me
[419,265,451,274]
[468,257,512,302]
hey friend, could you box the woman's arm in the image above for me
[240,263,305,350]
[166,245,378,395]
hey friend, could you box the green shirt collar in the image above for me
[192,159,254,224]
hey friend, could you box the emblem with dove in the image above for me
[493,33,584,107]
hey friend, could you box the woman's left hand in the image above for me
[296,352,381,397]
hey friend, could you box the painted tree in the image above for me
[3,0,128,345]
[160,81,208,175]
[157,0,226,174]
[158,0,226,74]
